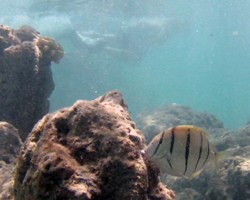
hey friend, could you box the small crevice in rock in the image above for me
[54,118,70,135]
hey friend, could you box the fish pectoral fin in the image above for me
[214,150,230,171]
[191,168,204,178]
[158,152,170,160]
[158,154,166,159]
[157,153,173,169]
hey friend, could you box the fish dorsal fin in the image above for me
[175,125,209,137]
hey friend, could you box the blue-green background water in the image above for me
[1,0,250,129]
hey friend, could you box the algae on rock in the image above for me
[13,90,175,200]
[0,24,64,141]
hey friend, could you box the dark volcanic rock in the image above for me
[0,122,22,200]
[0,24,64,141]
[136,103,224,143]
[13,90,175,200]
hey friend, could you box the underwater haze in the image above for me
[1,0,250,129]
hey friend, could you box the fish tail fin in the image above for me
[214,150,230,171]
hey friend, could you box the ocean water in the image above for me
[1,0,250,130]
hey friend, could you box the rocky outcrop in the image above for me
[136,103,224,144]
[136,103,250,200]
[0,122,22,200]
[0,24,64,141]
[13,90,175,200]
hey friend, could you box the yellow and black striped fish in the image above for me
[144,125,222,178]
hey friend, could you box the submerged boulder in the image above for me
[0,122,22,200]
[0,24,64,141]
[13,90,175,200]
[136,103,224,144]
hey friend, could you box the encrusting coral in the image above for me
[36,36,64,64]
[14,25,64,64]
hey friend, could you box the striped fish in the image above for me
[144,125,220,178]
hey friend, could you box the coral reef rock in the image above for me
[0,24,64,141]
[13,90,175,200]
[36,36,64,64]
[136,103,224,144]
[0,122,22,200]
[136,103,250,200]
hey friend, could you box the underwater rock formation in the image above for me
[0,24,64,141]
[13,90,175,200]
[0,122,22,200]
[36,36,64,64]
[163,134,250,200]
[136,103,250,200]
[136,103,224,144]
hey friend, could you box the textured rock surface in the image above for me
[0,122,22,200]
[14,90,175,200]
[0,24,64,140]
[136,103,224,144]
[136,104,250,200]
